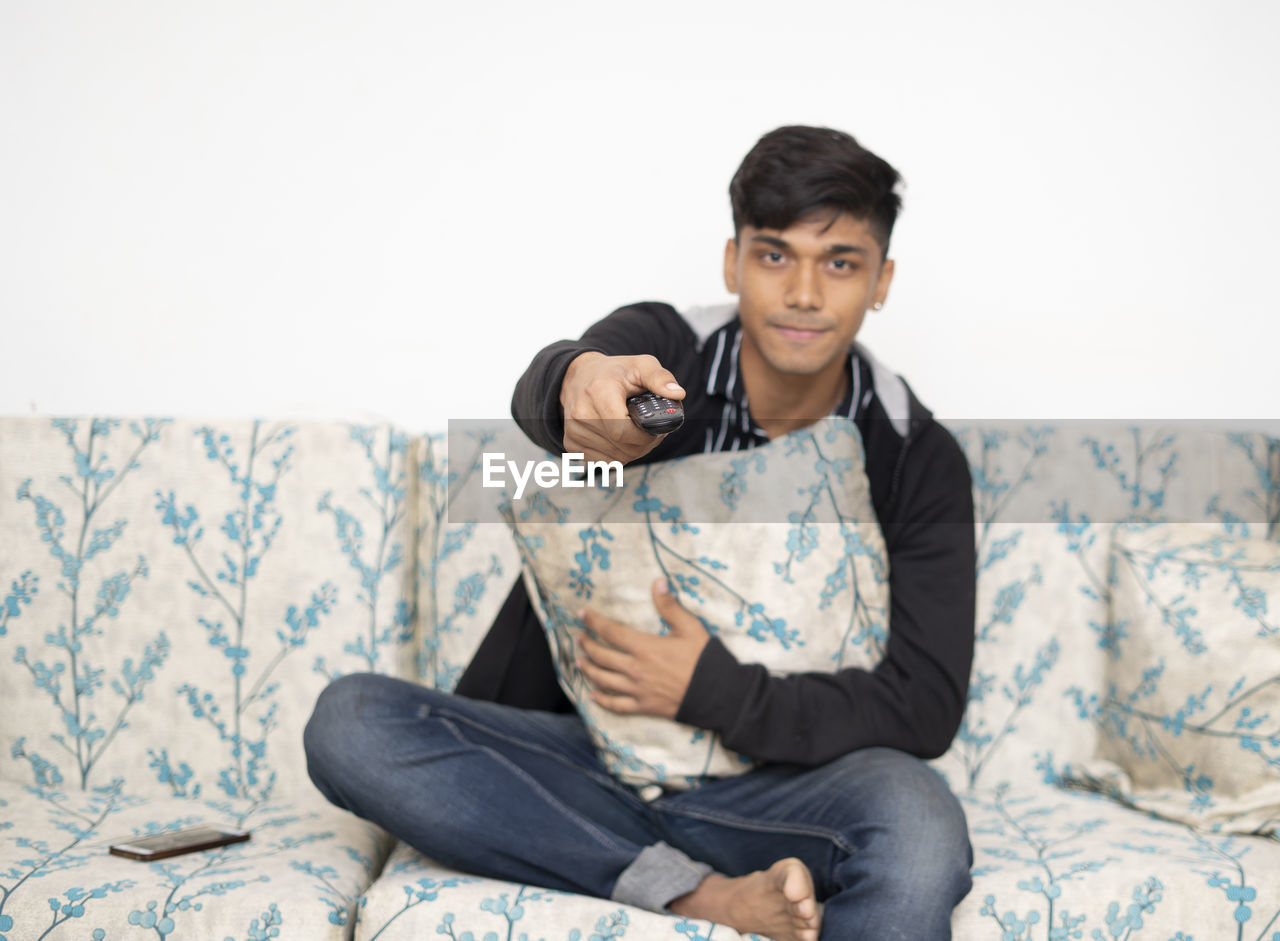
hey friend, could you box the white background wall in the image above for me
[2,0,1277,432]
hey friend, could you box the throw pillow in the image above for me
[502,417,891,792]
[1064,522,1280,833]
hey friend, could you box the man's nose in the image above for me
[784,263,821,310]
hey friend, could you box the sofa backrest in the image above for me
[5,417,1276,805]
[413,433,521,694]
[926,422,1277,790]
[0,418,417,808]
[421,421,1280,794]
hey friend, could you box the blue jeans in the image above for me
[304,673,973,940]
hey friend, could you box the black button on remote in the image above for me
[626,392,685,435]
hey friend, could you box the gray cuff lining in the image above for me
[610,841,714,913]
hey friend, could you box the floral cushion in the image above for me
[0,418,416,806]
[353,843,747,941]
[1062,522,1280,833]
[933,424,1280,794]
[957,777,1280,939]
[413,432,517,693]
[348,779,1280,941]
[502,418,889,790]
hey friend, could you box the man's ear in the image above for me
[723,238,739,294]
[871,258,896,308]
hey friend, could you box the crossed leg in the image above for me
[304,673,971,940]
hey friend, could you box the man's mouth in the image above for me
[771,324,830,343]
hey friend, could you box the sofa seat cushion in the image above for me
[353,842,755,941]
[957,778,1280,939]
[356,782,1280,941]
[0,781,391,940]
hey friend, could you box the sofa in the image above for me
[2,414,1278,940]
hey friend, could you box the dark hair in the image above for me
[729,125,904,262]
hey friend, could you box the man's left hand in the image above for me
[576,578,710,719]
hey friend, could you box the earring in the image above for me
[872,302,883,311]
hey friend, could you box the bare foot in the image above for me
[669,857,822,941]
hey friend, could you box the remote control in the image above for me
[626,392,685,435]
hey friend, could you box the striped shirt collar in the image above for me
[699,317,871,451]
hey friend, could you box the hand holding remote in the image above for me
[626,392,685,435]
[560,352,685,465]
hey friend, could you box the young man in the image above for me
[305,125,977,940]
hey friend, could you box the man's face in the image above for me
[723,211,895,383]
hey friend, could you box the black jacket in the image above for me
[455,302,976,765]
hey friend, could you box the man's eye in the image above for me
[761,251,784,263]
[831,258,857,271]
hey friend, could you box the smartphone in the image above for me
[109,825,250,861]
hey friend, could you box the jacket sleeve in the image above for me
[510,302,694,455]
[462,302,696,709]
[674,421,977,764]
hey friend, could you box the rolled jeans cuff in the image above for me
[610,841,714,913]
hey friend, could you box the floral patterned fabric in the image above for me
[504,417,889,789]
[413,432,514,695]
[353,843,747,941]
[958,778,1280,939]
[4,417,1279,940]
[1,418,410,939]
[354,780,1280,941]
[1062,521,1280,835]
[0,781,390,940]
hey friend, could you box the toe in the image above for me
[780,859,815,908]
